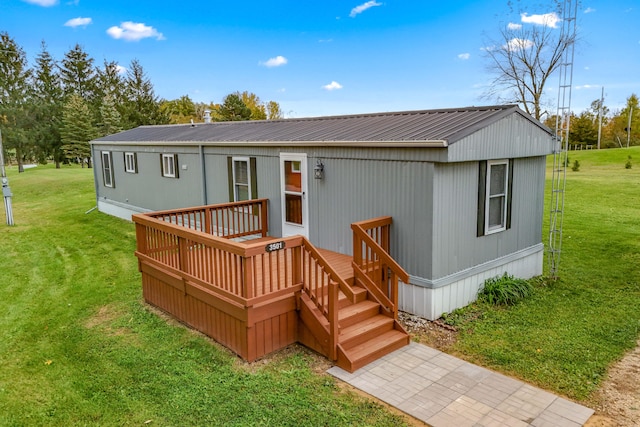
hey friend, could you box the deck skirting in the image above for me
[399,244,544,320]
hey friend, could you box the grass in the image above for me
[446,146,640,400]
[0,164,407,426]
[1,146,638,423]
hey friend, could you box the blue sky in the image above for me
[1,0,638,118]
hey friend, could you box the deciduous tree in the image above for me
[482,9,575,120]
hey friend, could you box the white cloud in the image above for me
[260,55,288,68]
[322,81,343,91]
[116,65,127,75]
[575,84,596,90]
[507,22,522,30]
[107,22,165,41]
[521,12,561,28]
[584,7,596,14]
[505,38,534,51]
[22,0,58,6]
[64,17,92,28]
[458,53,470,60]
[349,1,382,18]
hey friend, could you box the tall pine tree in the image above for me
[0,32,33,172]
[33,41,64,167]
[60,94,96,168]
[122,59,168,128]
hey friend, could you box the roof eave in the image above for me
[90,139,449,148]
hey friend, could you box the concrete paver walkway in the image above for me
[328,342,594,427]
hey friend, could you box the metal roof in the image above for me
[93,104,551,147]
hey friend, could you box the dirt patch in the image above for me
[584,340,640,427]
[85,304,138,343]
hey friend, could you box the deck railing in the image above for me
[351,216,409,318]
[145,198,269,239]
[134,203,352,359]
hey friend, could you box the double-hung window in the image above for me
[101,151,115,188]
[478,159,513,236]
[232,157,251,201]
[161,153,179,178]
[485,160,508,233]
[124,152,138,173]
[227,156,258,203]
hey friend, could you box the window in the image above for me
[477,159,513,236]
[161,153,179,178]
[101,151,115,188]
[124,152,138,173]
[232,157,251,201]
[227,156,258,202]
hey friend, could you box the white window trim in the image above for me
[232,156,251,202]
[484,159,509,235]
[124,152,137,173]
[162,153,176,178]
[102,151,114,188]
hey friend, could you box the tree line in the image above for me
[0,32,283,172]
[544,94,640,149]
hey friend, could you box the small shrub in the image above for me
[625,155,632,169]
[571,159,580,171]
[478,273,534,306]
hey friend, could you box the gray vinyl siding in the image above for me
[430,157,546,279]
[448,114,553,162]
[93,144,203,212]
[310,155,434,278]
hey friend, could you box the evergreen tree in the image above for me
[218,93,251,121]
[32,41,64,167]
[98,93,122,136]
[60,94,96,167]
[0,32,33,172]
[60,44,97,102]
[122,59,169,128]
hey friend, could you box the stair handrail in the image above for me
[351,217,409,318]
[299,237,354,360]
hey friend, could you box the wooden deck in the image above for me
[133,199,410,372]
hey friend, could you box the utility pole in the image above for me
[627,107,633,148]
[0,130,15,225]
[597,86,604,150]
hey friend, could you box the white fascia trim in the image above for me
[90,140,449,148]
[408,243,544,289]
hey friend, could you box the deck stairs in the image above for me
[298,253,410,373]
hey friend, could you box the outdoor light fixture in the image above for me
[314,160,324,179]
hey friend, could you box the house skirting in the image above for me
[98,199,149,222]
[399,243,544,320]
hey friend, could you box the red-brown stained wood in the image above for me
[134,203,409,368]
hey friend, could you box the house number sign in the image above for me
[265,241,286,252]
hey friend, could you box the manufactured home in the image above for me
[91,105,554,368]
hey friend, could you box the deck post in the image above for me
[261,200,268,237]
[329,280,338,361]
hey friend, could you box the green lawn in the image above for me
[1,147,638,424]
[448,146,640,400]
[0,165,406,426]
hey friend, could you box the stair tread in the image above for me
[338,300,379,319]
[341,329,408,362]
[340,315,394,343]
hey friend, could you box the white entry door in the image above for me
[280,153,309,238]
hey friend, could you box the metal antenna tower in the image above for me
[548,0,578,278]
